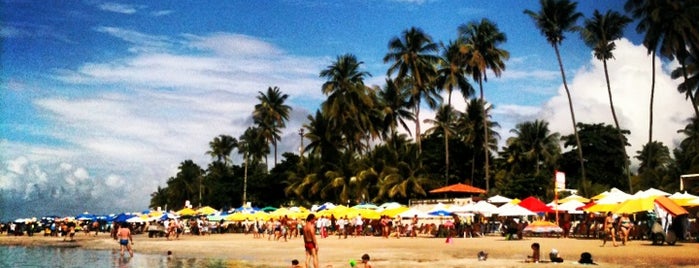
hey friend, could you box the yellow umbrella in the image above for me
[509,198,521,204]
[176,207,196,216]
[196,206,218,215]
[345,208,381,220]
[584,203,618,213]
[612,196,656,214]
[558,194,590,204]
[270,208,291,217]
[380,206,409,218]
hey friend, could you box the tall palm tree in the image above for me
[206,134,238,166]
[457,98,500,187]
[581,9,633,192]
[672,53,699,110]
[458,18,509,192]
[507,120,561,175]
[377,78,415,139]
[525,0,587,192]
[253,86,292,166]
[320,54,374,155]
[625,0,699,150]
[384,27,441,156]
[424,104,459,185]
[238,126,268,205]
[435,40,474,106]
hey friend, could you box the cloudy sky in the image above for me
[1,0,693,219]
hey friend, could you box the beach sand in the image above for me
[2,233,698,267]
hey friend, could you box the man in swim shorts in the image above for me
[117,222,134,257]
[303,213,318,268]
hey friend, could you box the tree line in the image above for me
[150,0,699,211]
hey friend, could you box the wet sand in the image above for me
[2,233,698,267]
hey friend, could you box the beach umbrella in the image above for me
[668,192,699,207]
[471,200,498,215]
[380,206,409,218]
[495,203,536,217]
[112,213,136,223]
[397,208,431,219]
[557,194,590,204]
[523,220,563,234]
[613,195,688,215]
[196,206,218,215]
[428,210,453,217]
[518,196,553,213]
[487,195,512,204]
[378,202,403,210]
[554,200,585,214]
[76,212,96,221]
[352,203,379,210]
[176,207,197,216]
[260,206,278,212]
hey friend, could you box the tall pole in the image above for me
[298,128,305,158]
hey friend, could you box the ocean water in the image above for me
[0,246,256,268]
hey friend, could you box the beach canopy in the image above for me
[554,200,586,214]
[523,220,563,234]
[260,206,278,212]
[518,196,553,213]
[176,207,197,216]
[378,202,403,210]
[196,206,218,215]
[397,208,431,219]
[429,183,486,194]
[380,206,409,218]
[76,212,96,221]
[471,200,499,215]
[669,191,699,206]
[487,195,512,204]
[352,203,379,210]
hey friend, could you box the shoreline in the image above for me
[2,233,698,267]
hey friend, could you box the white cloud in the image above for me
[151,10,174,17]
[539,38,692,164]
[98,3,138,14]
[7,156,28,175]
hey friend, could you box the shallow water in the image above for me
[0,246,259,268]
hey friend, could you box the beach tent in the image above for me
[495,203,536,217]
[487,195,512,204]
[471,200,499,215]
[429,183,486,195]
[378,202,403,210]
[352,203,379,210]
[518,196,554,213]
[398,208,431,219]
[380,206,409,217]
[111,213,136,223]
[76,212,96,221]
[260,206,278,212]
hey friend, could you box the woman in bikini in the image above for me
[602,212,618,247]
[618,213,632,245]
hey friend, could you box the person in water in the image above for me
[117,222,134,257]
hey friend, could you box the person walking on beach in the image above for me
[117,222,134,257]
[303,214,319,268]
[602,212,618,247]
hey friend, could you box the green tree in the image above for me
[384,27,441,156]
[253,86,292,166]
[525,0,587,192]
[507,120,561,175]
[636,141,672,190]
[423,104,459,185]
[458,18,509,192]
[377,78,415,138]
[206,134,238,166]
[581,9,633,191]
[238,126,268,205]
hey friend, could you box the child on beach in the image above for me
[360,254,372,268]
[291,259,304,268]
[526,242,540,263]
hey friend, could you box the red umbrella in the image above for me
[429,183,487,194]
[519,196,554,213]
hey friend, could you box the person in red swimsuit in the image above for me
[303,214,318,268]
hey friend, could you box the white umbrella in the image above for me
[472,200,498,215]
[643,188,670,197]
[488,195,512,204]
[555,200,586,214]
[398,208,431,219]
[495,203,536,217]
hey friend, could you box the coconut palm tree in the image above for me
[238,126,268,205]
[507,120,561,175]
[581,9,633,191]
[206,134,238,166]
[384,27,441,156]
[424,104,459,185]
[320,54,374,155]
[525,0,587,191]
[435,40,474,106]
[672,53,698,110]
[253,86,292,166]
[377,78,415,139]
[458,18,509,192]
[456,98,500,187]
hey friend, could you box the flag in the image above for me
[555,171,565,191]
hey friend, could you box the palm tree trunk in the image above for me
[415,102,422,157]
[445,124,450,186]
[479,79,490,192]
[554,44,587,193]
[603,59,632,193]
[274,141,278,166]
[243,152,248,206]
[646,52,656,187]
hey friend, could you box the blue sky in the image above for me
[0,0,693,219]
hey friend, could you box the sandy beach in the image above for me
[2,233,698,267]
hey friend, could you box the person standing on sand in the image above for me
[303,214,319,268]
[602,212,618,247]
[117,222,134,257]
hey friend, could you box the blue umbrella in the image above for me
[111,213,136,223]
[76,212,96,221]
[428,210,453,217]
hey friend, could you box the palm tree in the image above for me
[377,78,415,138]
[458,18,509,192]
[384,27,441,156]
[206,134,238,166]
[424,105,459,185]
[581,9,633,192]
[508,120,561,175]
[456,98,500,187]
[525,0,587,191]
[238,126,268,205]
[169,160,204,207]
[435,40,474,106]
[253,86,292,166]
[319,54,374,155]
[672,53,698,111]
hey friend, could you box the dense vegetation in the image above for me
[150,0,699,211]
